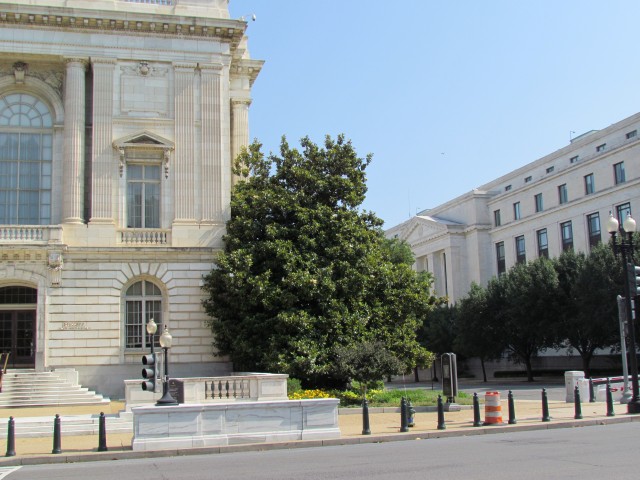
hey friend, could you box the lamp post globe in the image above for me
[156,325,178,406]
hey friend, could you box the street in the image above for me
[7,421,638,480]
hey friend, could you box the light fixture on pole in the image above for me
[156,325,178,406]
[607,212,639,414]
[146,318,157,355]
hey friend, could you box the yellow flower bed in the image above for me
[288,389,331,400]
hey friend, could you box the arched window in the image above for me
[0,93,53,225]
[124,280,162,349]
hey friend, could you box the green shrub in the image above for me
[287,377,302,395]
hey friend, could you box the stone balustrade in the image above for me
[125,373,289,409]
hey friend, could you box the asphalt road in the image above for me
[6,421,638,480]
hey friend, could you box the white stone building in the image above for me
[0,0,262,397]
[387,112,640,304]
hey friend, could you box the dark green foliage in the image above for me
[486,257,560,381]
[202,135,434,388]
[455,283,503,382]
[554,245,619,377]
[334,341,403,391]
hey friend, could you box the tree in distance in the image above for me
[202,135,434,388]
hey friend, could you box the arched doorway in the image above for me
[0,286,36,368]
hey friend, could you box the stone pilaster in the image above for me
[173,63,196,222]
[62,58,87,224]
[90,58,116,223]
[200,63,223,222]
[231,97,251,181]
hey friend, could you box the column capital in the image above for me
[91,57,117,66]
[231,97,252,107]
[199,63,224,74]
[64,57,89,68]
[173,62,198,72]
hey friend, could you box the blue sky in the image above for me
[229,1,640,228]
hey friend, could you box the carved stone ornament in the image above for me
[12,61,27,84]
[121,63,168,77]
[47,251,64,287]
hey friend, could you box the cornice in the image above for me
[0,6,246,49]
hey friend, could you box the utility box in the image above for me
[441,353,458,403]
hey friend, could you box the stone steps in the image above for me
[0,370,109,407]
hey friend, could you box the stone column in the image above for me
[200,63,223,222]
[230,98,250,179]
[62,58,87,224]
[173,63,196,222]
[90,58,116,223]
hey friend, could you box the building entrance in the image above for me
[0,287,37,368]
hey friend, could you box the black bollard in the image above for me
[400,397,409,432]
[574,385,583,420]
[606,380,615,417]
[5,416,15,457]
[407,400,415,427]
[472,393,482,427]
[508,390,517,425]
[437,395,446,430]
[541,388,550,422]
[362,398,371,435]
[98,412,108,452]
[52,414,62,454]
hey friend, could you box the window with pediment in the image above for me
[113,132,173,230]
[0,93,52,225]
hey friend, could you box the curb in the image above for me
[1,414,638,467]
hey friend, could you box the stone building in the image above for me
[0,0,262,397]
[387,111,640,304]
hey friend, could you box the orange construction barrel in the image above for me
[484,391,503,425]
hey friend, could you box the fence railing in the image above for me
[0,225,62,243]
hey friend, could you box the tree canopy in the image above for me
[202,135,436,388]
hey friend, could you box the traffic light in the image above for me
[628,263,640,297]
[141,353,156,392]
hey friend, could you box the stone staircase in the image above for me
[0,369,110,408]
[0,369,134,439]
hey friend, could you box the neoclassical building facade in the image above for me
[0,0,262,397]
[387,112,640,304]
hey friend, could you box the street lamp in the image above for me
[146,318,157,355]
[607,212,639,414]
[156,325,178,406]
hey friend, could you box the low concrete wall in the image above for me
[131,398,340,451]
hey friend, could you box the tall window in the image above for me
[586,212,601,249]
[127,164,161,228]
[496,241,505,275]
[513,201,521,220]
[584,173,595,195]
[537,229,548,258]
[125,280,162,349]
[534,193,543,213]
[0,93,53,225]
[558,184,568,204]
[494,209,501,227]
[614,162,626,185]
[561,221,573,251]
[616,203,631,224]
[515,235,526,264]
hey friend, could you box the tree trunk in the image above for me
[524,357,535,382]
[414,366,420,383]
[480,357,487,382]
[581,353,592,379]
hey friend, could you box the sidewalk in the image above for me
[0,395,637,466]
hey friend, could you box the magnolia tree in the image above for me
[202,135,436,388]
